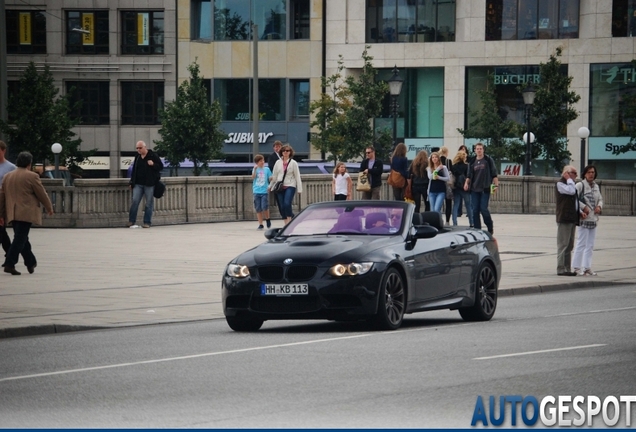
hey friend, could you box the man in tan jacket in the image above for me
[0,152,54,275]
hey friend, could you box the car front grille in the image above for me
[251,296,321,314]
[257,265,318,283]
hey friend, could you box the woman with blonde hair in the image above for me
[270,144,302,225]
[427,152,450,214]
[389,142,409,201]
[451,151,473,227]
[408,150,429,212]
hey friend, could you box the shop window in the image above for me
[486,0,579,41]
[121,11,164,54]
[5,10,47,54]
[67,81,110,125]
[366,0,455,43]
[121,82,164,124]
[214,79,287,121]
[612,0,636,37]
[66,11,109,54]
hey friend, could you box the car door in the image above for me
[409,231,461,302]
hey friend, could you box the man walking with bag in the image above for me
[128,141,163,228]
[0,151,54,275]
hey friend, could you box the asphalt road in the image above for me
[1,286,635,428]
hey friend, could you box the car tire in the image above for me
[459,262,497,322]
[226,314,264,332]
[370,268,406,330]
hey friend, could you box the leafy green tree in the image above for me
[0,62,85,169]
[310,47,389,162]
[154,61,226,176]
[457,73,525,166]
[532,47,580,173]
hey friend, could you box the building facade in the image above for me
[326,0,636,179]
[3,0,177,178]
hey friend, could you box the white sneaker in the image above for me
[583,269,597,276]
[576,268,585,276]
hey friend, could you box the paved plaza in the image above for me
[1,213,634,338]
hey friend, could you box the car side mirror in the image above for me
[412,225,438,239]
[265,228,282,239]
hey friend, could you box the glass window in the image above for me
[291,80,309,119]
[254,0,286,40]
[590,63,636,136]
[291,0,310,39]
[192,0,213,40]
[214,79,288,121]
[67,81,110,125]
[121,11,164,54]
[486,0,578,40]
[213,0,251,40]
[366,0,455,43]
[612,0,636,36]
[5,10,47,54]
[121,82,164,125]
[66,11,109,54]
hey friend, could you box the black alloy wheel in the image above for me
[226,314,264,332]
[370,268,406,330]
[459,262,497,321]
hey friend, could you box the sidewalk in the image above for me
[1,214,635,338]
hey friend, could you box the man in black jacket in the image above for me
[128,141,163,228]
[359,146,384,200]
[555,165,588,276]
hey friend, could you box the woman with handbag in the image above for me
[388,143,408,201]
[451,150,473,227]
[408,150,430,212]
[439,146,453,226]
[270,144,302,225]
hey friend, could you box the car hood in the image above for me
[238,235,399,266]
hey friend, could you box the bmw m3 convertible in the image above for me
[222,200,501,331]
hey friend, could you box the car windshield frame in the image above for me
[279,201,409,237]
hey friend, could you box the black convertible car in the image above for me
[222,200,501,331]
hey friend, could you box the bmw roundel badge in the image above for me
[283,258,293,265]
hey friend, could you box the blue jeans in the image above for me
[428,191,446,215]
[129,184,155,225]
[470,190,493,232]
[2,221,36,268]
[277,187,296,219]
[453,190,474,226]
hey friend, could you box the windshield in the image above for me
[282,204,405,236]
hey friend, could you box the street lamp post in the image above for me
[522,84,536,176]
[387,65,404,147]
[51,143,62,179]
[578,126,590,176]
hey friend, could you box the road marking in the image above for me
[0,333,377,383]
[474,344,606,360]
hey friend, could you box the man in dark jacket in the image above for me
[464,142,499,234]
[128,141,163,228]
[555,165,588,276]
[359,146,384,200]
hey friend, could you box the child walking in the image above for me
[252,154,272,229]
[332,162,352,201]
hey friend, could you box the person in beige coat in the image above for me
[0,151,54,275]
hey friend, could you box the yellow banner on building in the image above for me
[19,12,31,45]
[82,13,94,45]
[137,13,149,46]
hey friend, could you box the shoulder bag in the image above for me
[356,172,371,192]
[271,165,288,193]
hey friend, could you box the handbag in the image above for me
[387,169,406,188]
[404,179,413,202]
[153,180,166,199]
[270,165,288,193]
[356,172,371,192]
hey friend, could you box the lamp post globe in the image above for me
[577,126,590,175]
[51,143,62,179]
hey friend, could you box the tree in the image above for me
[310,47,390,162]
[154,61,226,176]
[457,74,525,166]
[532,47,580,173]
[0,62,85,169]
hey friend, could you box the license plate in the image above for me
[261,283,309,295]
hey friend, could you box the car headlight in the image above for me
[329,262,373,277]
[226,264,251,278]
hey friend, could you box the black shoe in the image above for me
[27,263,37,274]
[4,266,21,275]
[557,271,577,276]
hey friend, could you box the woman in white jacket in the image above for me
[572,165,603,276]
[270,144,302,225]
